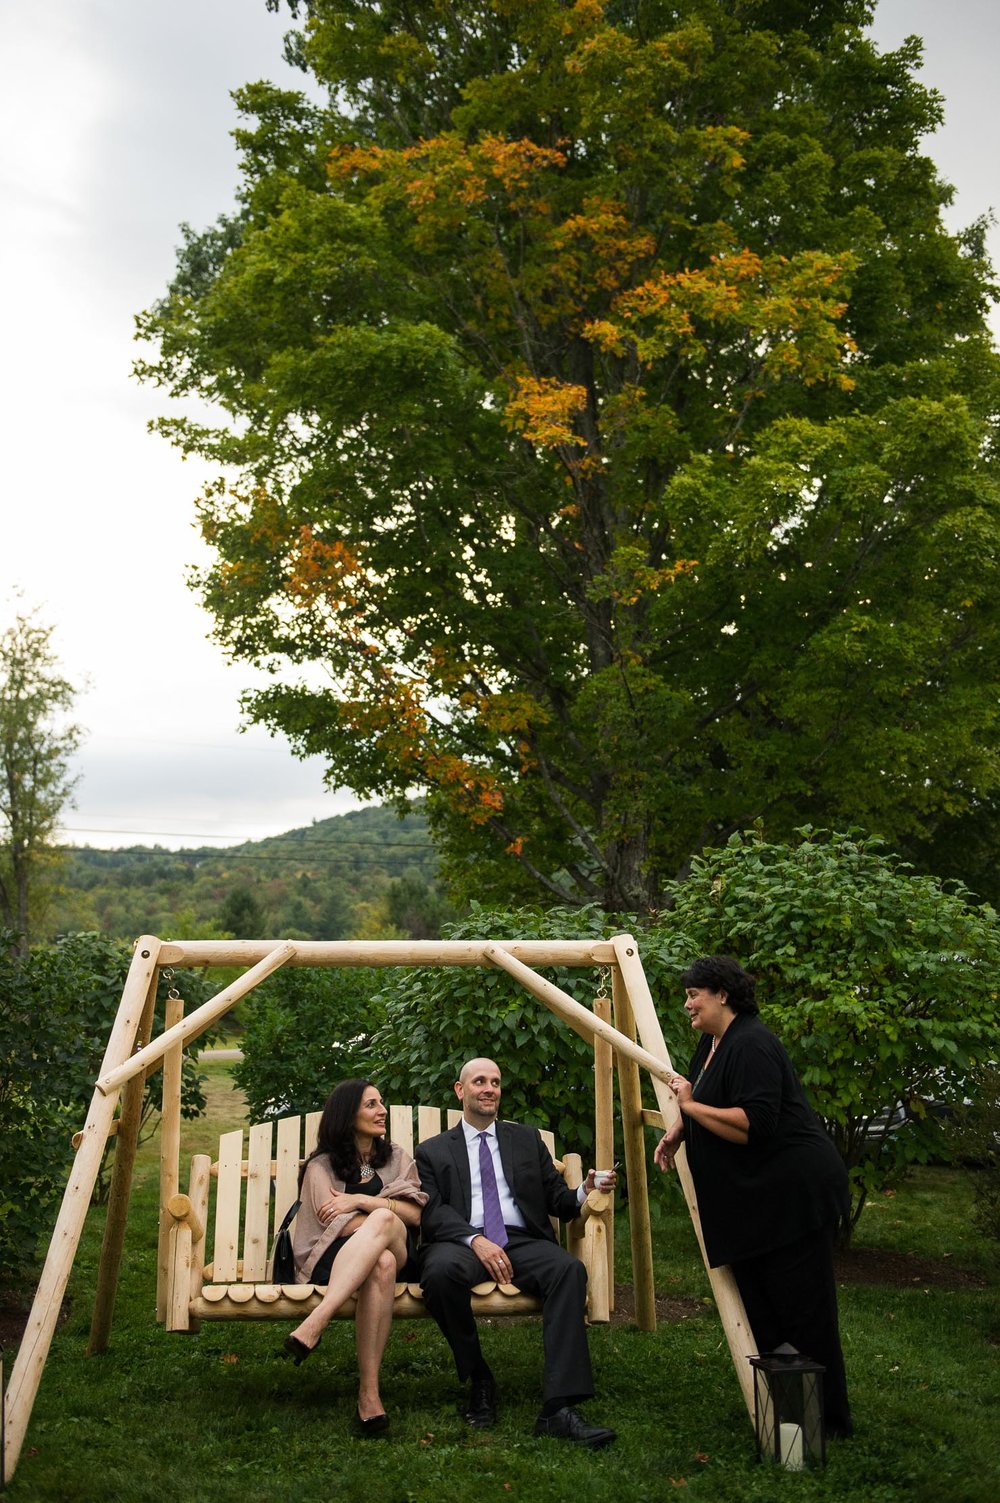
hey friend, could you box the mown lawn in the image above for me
[5,1064,998,1503]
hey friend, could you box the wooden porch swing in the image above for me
[165,1100,612,1332]
[2,933,756,1485]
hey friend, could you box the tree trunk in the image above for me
[602,825,658,913]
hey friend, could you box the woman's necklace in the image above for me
[693,1034,720,1089]
[358,1160,375,1181]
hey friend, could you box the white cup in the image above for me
[594,1168,616,1191]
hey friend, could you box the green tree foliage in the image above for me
[219,883,266,939]
[651,828,1000,1233]
[367,903,684,1156]
[384,875,456,940]
[232,965,387,1119]
[0,610,83,952]
[0,932,212,1284]
[137,0,1000,911]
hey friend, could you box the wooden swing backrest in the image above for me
[163,1102,596,1330]
[206,1105,559,1282]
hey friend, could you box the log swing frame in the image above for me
[2,932,755,1485]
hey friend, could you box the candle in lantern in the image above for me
[779,1422,805,1470]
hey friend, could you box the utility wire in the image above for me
[56,827,432,850]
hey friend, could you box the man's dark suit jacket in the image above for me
[416,1119,581,1245]
[415,1118,595,1401]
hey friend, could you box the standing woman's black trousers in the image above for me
[732,1222,852,1438]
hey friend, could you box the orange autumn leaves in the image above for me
[329,130,856,465]
[281,524,540,824]
[284,530,514,823]
[505,375,589,450]
[587,248,857,388]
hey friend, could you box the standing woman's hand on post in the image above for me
[668,1072,693,1108]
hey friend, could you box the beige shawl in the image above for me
[293,1143,427,1282]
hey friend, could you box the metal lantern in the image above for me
[749,1343,826,1470]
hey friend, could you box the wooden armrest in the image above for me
[580,1189,612,1221]
[166,1193,205,1245]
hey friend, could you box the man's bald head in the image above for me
[455,1058,502,1127]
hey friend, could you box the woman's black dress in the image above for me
[310,1174,419,1283]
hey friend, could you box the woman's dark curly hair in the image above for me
[680,956,759,1015]
[299,1078,393,1188]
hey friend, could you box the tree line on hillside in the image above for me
[40,805,454,944]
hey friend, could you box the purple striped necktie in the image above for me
[478,1131,508,1248]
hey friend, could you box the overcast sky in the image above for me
[1,1,997,850]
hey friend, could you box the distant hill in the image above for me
[43,803,452,943]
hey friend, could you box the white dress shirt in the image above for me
[460,1117,526,1233]
[459,1117,586,1245]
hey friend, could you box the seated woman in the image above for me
[284,1078,427,1434]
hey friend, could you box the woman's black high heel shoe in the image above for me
[282,1334,319,1366]
[354,1409,390,1436]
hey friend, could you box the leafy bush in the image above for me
[649,828,1000,1234]
[0,931,212,1285]
[228,828,1000,1246]
[367,903,686,1155]
[232,965,387,1119]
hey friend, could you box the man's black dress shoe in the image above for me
[464,1376,498,1429]
[533,1406,616,1449]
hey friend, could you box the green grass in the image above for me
[851,1169,994,1272]
[5,1069,999,1503]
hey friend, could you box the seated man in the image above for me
[415,1056,616,1450]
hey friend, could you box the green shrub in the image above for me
[0,931,212,1285]
[232,965,387,1118]
[650,828,1000,1235]
[367,903,688,1153]
[227,828,1000,1245]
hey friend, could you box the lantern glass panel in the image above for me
[749,1346,826,1470]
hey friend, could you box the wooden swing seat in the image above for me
[162,1102,613,1332]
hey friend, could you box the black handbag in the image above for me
[267,1198,302,1283]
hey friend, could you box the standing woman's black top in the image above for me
[683,1013,849,1267]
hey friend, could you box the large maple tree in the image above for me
[137,0,1000,910]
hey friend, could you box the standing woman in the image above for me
[654,957,852,1438]
[284,1079,427,1434]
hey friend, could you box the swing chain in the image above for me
[161,965,181,1002]
[594,965,610,1005]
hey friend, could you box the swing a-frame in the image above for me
[2,932,755,1484]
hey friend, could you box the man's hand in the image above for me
[472,1235,512,1284]
[583,1168,618,1193]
